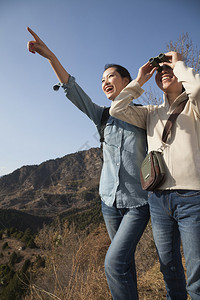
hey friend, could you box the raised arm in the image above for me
[27,27,104,128]
[109,61,155,129]
[27,27,69,83]
[170,51,200,114]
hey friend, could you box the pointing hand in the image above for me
[27,27,53,59]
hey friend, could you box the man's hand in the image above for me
[162,51,183,69]
[135,61,156,87]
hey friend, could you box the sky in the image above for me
[0,0,200,176]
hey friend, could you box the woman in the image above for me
[27,27,149,300]
[110,51,200,300]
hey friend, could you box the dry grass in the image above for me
[23,221,191,300]
[24,222,111,300]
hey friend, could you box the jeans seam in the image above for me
[175,190,200,197]
[167,193,172,216]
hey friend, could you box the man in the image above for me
[110,51,200,299]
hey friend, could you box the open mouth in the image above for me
[105,86,113,93]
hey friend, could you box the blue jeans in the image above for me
[101,201,150,300]
[149,190,200,300]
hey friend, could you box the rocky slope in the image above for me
[0,148,102,217]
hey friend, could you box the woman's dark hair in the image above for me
[104,64,132,83]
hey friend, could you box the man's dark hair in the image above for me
[104,64,132,83]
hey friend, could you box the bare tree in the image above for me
[166,32,200,73]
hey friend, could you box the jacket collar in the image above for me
[163,91,188,113]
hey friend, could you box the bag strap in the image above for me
[161,99,188,144]
[100,107,110,145]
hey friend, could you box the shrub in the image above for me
[2,242,9,251]
[9,252,21,267]
[35,255,45,268]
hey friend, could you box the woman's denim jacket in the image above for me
[54,76,148,208]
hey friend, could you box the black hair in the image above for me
[104,64,132,83]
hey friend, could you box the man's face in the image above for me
[102,67,129,100]
[155,64,182,94]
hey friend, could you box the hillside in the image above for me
[0,147,190,299]
[0,209,51,232]
[0,148,102,217]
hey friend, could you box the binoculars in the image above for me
[149,53,168,72]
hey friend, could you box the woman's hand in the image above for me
[27,26,69,83]
[27,27,54,60]
[135,61,156,87]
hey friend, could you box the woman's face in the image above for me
[102,67,129,100]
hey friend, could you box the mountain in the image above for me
[0,148,102,217]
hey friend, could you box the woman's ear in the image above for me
[123,77,131,87]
